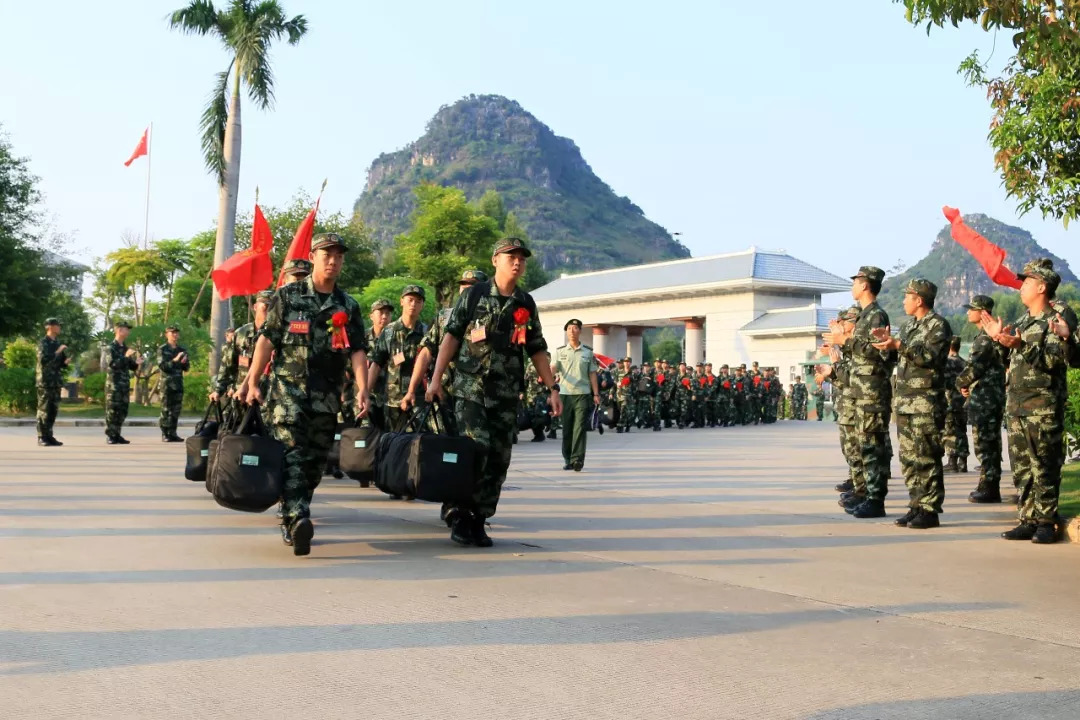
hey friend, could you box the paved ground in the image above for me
[2,422,1078,719]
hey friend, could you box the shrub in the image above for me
[1065,369,1080,460]
[3,338,37,370]
[82,372,106,405]
[0,368,36,413]
[182,372,211,413]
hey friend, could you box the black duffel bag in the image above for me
[324,422,345,478]
[184,402,223,482]
[374,404,477,504]
[206,404,285,513]
[516,404,533,431]
[339,421,382,487]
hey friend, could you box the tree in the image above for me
[104,246,172,326]
[154,238,195,323]
[900,1,1080,224]
[477,189,508,230]
[353,276,438,327]
[169,0,308,372]
[394,184,499,306]
[504,211,550,291]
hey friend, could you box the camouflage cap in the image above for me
[904,277,938,305]
[43,317,61,327]
[370,298,393,312]
[621,356,632,363]
[851,266,885,284]
[839,305,860,322]
[165,325,179,332]
[254,290,275,305]
[738,363,747,370]
[720,364,729,369]
[225,326,236,334]
[564,318,583,330]
[114,320,132,329]
[283,258,313,276]
[400,284,426,300]
[460,269,487,285]
[310,233,348,254]
[492,236,532,257]
[963,294,994,312]
[1017,258,1061,293]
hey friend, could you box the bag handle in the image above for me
[205,400,223,423]
[236,402,267,437]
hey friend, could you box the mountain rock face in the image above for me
[354,94,690,270]
[879,214,1077,317]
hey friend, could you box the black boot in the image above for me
[908,509,940,529]
[852,498,886,518]
[547,429,557,439]
[835,479,854,493]
[1002,523,1037,541]
[956,457,968,473]
[841,494,866,513]
[894,507,919,527]
[289,517,314,556]
[471,514,493,547]
[1031,524,1058,544]
[531,429,545,442]
[942,456,959,474]
[968,486,1002,503]
[450,514,475,546]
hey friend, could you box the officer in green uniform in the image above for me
[553,318,600,471]
[426,237,560,547]
[157,326,190,442]
[241,233,369,556]
[369,285,428,432]
[36,317,69,446]
[104,320,142,445]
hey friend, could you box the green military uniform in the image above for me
[36,319,67,444]
[260,237,368,531]
[657,363,674,427]
[370,287,429,433]
[791,379,808,420]
[761,371,782,423]
[811,384,826,421]
[553,323,600,467]
[942,347,970,471]
[157,332,190,440]
[615,361,635,431]
[715,365,732,426]
[956,295,1006,502]
[635,365,660,432]
[893,279,952,525]
[829,305,861,496]
[365,298,392,431]
[732,367,750,425]
[524,358,551,439]
[104,323,139,443]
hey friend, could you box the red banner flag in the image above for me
[276,195,322,288]
[942,206,1023,290]
[212,204,275,300]
[124,127,149,167]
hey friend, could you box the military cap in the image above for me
[904,277,937,305]
[310,233,348,253]
[460,269,487,285]
[621,356,632,363]
[283,258,313,276]
[1017,258,1061,292]
[400,284,426,300]
[370,298,393,312]
[963,294,994,312]
[839,305,860,322]
[564,318,583,330]
[696,362,705,367]
[254,290,275,304]
[851,266,885,284]
[165,325,180,332]
[43,317,61,327]
[492,236,532,257]
[114,320,132,329]
[738,363,747,369]
[720,364,729,369]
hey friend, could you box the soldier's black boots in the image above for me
[652,425,661,432]
[1002,523,1037,541]
[943,456,959,474]
[852,498,886,518]
[531,429,545,442]
[280,522,293,546]
[450,514,475,546]
[835,479,854,493]
[908,509,939,529]
[38,436,62,447]
[563,463,572,471]
[572,461,583,472]
[547,429,557,439]
[162,434,183,443]
[289,517,313,556]
[1031,524,1058,544]
[471,515,493,547]
[106,436,130,445]
[968,487,1002,503]
[616,427,624,434]
[957,457,968,473]
[895,508,919,527]
[841,494,866,513]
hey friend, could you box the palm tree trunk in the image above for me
[208,76,242,375]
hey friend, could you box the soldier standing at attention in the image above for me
[369,285,428,432]
[104,320,142,445]
[956,295,1006,503]
[791,376,808,420]
[872,279,951,529]
[240,233,369,556]
[732,364,750,425]
[825,306,860,498]
[982,259,1070,544]
[36,317,69,446]
[942,336,970,474]
[426,236,560,547]
[638,362,661,432]
[553,319,600,471]
[157,326,190,442]
[827,266,893,519]
[811,382,826,422]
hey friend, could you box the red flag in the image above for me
[276,196,322,288]
[942,206,1023,289]
[595,353,615,368]
[124,127,149,167]
[212,204,275,300]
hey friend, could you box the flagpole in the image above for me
[143,122,152,249]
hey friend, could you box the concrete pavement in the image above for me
[1,422,1078,719]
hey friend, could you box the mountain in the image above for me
[879,214,1078,318]
[354,94,690,270]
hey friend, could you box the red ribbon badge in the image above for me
[763,380,771,390]
[511,307,530,345]
[328,311,350,350]
[656,373,665,384]
[736,382,743,391]
[698,377,707,387]
[722,380,731,390]
[620,376,631,387]
[681,378,691,389]
[753,376,761,387]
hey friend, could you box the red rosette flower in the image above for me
[753,376,761,387]
[763,380,771,390]
[736,382,743,391]
[328,310,350,350]
[656,373,665,384]
[681,378,691,389]
[722,380,731,390]
[511,307,530,345]
[620,376,630,387]
[698,377,706,387]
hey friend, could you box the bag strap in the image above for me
[236,402,266,437]
[206,401,222,423]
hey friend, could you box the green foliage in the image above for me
[644,339,683,364]
[42,291,94,362]
[353,276,438,327]
[1066,368,1080,460]
[105,246,174,325]
[3,338,36,369]
[81,372,106,405]
[0,368,35,413]
[182,372,211,412]
[899,1,1080,224]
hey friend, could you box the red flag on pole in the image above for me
[276,187,324,288]
[942,206,1023,289]
[212,204,275,300]
[124,127,149,167]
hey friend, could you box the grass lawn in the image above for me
[1061,463,1080,519]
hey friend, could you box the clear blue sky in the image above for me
[2,0,1073,281]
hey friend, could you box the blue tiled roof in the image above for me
[740,305,841,335]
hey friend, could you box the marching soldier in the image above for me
[790,376,808,420]
[364,299,393,430]
[36,317,69,446]
[157,325,190,442]
[942,336,970,473]
[282,258,312,284]
[762,367,782,423]
[553,319,601,470]
[717,364,733,426]
[104,320,142,445]
[615,357,635,433]
[733,364,750,425]
[369,285,428,432]
[211,291,273,428]
[636,362,661,432]
[956,295,1006,503]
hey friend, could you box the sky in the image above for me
[2,0,1074,285]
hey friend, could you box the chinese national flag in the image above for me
[212,204,275,300]
[942,206,1023,289]
[124,127,149,167]
[276,196,321,288]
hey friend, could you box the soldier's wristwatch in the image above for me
[550,383,560,392]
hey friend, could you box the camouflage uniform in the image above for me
[732,370,750,425]
[157,341,190,437]
[371,317,429,432]
[104,340,139,441]
[366,323,388,430]
[942,352,970,466]
[261,275,367,525]
[762,374,783,423]
[615,365,636,431]
[216,321,262,428]
[635,369,660,430]
[716,369,733,426]
[811,385,826,421]
[790,380,808,420]
[524,359,551,436]
[36,330,66,440]
[957,327,1006,495]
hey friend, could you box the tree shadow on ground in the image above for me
[805,690,1080,720]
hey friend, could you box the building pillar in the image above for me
[684,318,705,366]
[626,327,644,366]
[609,325,628,362]
[590,325,611,359]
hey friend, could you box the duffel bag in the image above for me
[374,404,477,503]
[340,421,382,487]
[184,402,223,482]
[324,422,345,478]
[207,403,286,513]
[516,404,532,431]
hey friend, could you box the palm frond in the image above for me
[167,0,220,35]
[199,60,233,184]
[282,15,307,45]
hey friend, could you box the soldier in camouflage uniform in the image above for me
[760,367,781,423]
[212,291,274,430]
[747,361,763,424]
[104,320,142,444]
[701,363,717,427]
[942,335,970,473]
[790,376,808,420]
[715,364,732,426]
[984,260,1070,544]
[732,364,750,425]
[363,298,393,431]
[825,306,860,496]
[36,317,69,446]
[957,294,1006,503]
[426,236,559,547]
[614,357,635,432]
[157,326,190,442]
[635,363,661,431]
[282,258,312,283]
[811,382,826,421]
[523,356,552,441]
[369,285,428,433]
[241,233,369,556]
[874,279,951,529]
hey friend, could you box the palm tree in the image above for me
[169,0,307,373]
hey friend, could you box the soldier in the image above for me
[553,319,601,470]
[703,362,719,427]
[956,295,1007,503]
[717,364,733,426]
[364,299,393,431]
[762,367,782,423]
[211,291,273,428]
[240,233,369,556]
[811,382,826,421]
[791,376,808,420]
[823,306,860,496]
[982,259,1069,544]
[747,361,763,424]
[36,317,69,446]
[369,285,428,432]
[732,364,750,425]
[523,355,552,441]
[614,357,635,433]
[426,236,560,547]
[282,258,312,283]
[636,362,661,432]
[104,320,142,445]
[942,336,970,473]
[873,279,951,529]
[827,266,894,519]
[157,325,190,442]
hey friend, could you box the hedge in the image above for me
[0,368,36,413]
